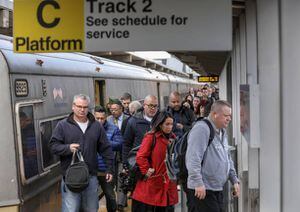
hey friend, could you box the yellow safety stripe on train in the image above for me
[14,0,84,53]
[0,206,18,212]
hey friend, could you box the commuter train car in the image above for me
[0,36,199,211]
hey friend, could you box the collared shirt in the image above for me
[115,113,124,130]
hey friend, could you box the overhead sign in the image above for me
[198,76,219,83]
[14,0,231,53]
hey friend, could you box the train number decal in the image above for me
[15,79,29,97]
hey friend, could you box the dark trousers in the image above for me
[186,189,224,212]
[98,175,117,212]
[116,161,128,207]
[132,199,174,212]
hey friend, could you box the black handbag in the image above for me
[64,150,90,193]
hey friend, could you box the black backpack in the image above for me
[127,132,156,179]
[64,150,90,193]
[165,119,215,185]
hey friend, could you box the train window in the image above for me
[19,106,39,180]
[40,117,65,170]
[40,122,57,169]
[52,119,61,129]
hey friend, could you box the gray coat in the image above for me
[186,118,239,191]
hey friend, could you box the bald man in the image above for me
[165,91,195,138]
[122,95,158,165]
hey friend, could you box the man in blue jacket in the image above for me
[94,105,124,212]
[106,98,129,211]
[186,100,240,212]
[49,94,114,212]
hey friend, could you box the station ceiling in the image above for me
[169,51,229,76]
[170,1,245,76]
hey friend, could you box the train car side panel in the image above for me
[159,82,172,107]
[0,52,19,207]
[105,78,157,101]
[10,73,95,211]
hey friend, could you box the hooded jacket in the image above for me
[49,112,114,176]
[186,118,239,191]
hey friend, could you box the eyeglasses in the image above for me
[145,104,158,109]
[74,104,89,109]
[110,108,121,112]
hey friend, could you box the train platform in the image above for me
[98,198,132,212]
[97,187,186,212]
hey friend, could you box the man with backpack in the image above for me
[186,100,240,212]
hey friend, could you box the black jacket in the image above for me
[122,110,151,164]
[165,106,195,137]
[49,112,114,176]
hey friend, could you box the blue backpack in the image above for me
[165,119,215,185]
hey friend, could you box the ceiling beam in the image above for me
[146,62,156,69]
[178,55,197,64]
[132,59,147,67]
[103,54,132,63]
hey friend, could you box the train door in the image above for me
[157,82,161,108]
[94,80,106,106]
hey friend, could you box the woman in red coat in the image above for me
[132,111,178,212]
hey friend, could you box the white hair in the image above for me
[73,94,91,104]
[129,100,142,114]
[144,95,157,103]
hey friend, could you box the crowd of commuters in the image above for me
[49,84,240,212]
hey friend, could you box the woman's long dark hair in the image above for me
[150,111,173,132]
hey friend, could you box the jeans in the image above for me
[61,175,99,212]
[98,174,117,212]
